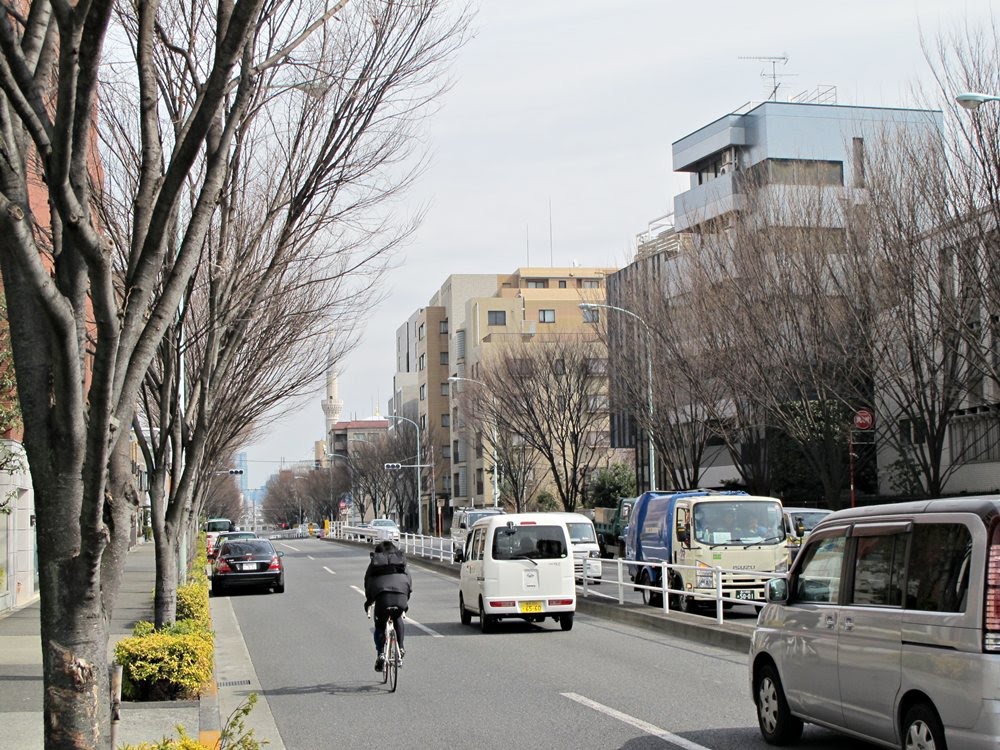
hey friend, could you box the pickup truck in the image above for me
[591,497,635,558]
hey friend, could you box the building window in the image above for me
[439,351,449,366]
[582,307,599,324]
[418,353,425,371]
[439,320,449,334]
[582,279,600,288]
[418,323,425,340]
[558,280,567,288]
[487,310,506,326]
[453,440,460,462]
[441,413,450,427]
[456,329,466,357]
[586,357,608,375]
[751,158,844,187]
[526,279,547,289]
[587,394,609,411]
[442,444,451,460]
[419,384,426,401]
[440,382,449,396]
[539,309,555,323]
[852,137,866,188]
[420,414,426,430]
[475,431,483,458]
[476,468,484,495]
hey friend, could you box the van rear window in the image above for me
[905,523,971,612]
[492,525,567,560]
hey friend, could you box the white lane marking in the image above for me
[323,566,336,575]
[348,585,440,636]
[561,693,712,750]
[279,543,300,552]
[404,615,444,638]
[308,555,315,560]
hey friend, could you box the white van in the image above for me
[751,497,1000,749]
[456,513,576,632]
[545,512,602,582]
[450,507,505,561]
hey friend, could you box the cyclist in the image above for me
[363,541,412,672]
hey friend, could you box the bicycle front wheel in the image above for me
[387,634,399,692]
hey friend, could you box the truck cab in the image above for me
[626,491,788,612]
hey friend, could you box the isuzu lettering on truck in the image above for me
[625,490,787,612]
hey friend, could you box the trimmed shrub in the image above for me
[115,623,214,700]
[176,578,210,627]
[119,695,265,750]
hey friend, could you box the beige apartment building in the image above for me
[393,266,620,531]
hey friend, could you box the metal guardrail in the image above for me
[327,524,784,624]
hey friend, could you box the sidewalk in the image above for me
[0,541,281,749]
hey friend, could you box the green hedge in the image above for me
[115,621,214,700]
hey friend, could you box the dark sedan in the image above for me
[212,539,285,595]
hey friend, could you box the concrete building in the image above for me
[394,267,619,530]
[608,98,949,499]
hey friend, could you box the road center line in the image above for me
[561,692,711,750]
[323,566,336,575]
[279,543,300,552]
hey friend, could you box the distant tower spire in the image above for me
[321,368,344,436]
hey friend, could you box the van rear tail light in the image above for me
[986,524,1000,652]
[547,599,573,606]
[489,600,515,608]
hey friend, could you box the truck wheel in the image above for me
[755,663,803,744]
[560,613,574,631]
[459,593,472,625]
[639,571,662,607]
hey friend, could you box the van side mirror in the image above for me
[765,577,788,604]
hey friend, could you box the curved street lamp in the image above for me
[956,91,1000,111]
[385,414,423,536]
[580,302,657,492]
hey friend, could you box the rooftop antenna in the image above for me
[738,54,794,100]
[548,198,553,266]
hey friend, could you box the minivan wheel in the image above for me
[755,664,803,745]
[559,613,574,631]
[459,593,472,626]
[902,703,946,750]
[479,600,493,633]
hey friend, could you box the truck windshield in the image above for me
[692,501,783,545]
[492,525,567,560]
[566,522,597,544]
[205,520,231,533]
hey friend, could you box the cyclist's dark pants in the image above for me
[373,592,408,653]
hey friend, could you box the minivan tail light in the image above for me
[547,599,573,606]
[489,600,515,608]
[986,524,1000,652]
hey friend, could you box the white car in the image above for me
[369,518,400,543]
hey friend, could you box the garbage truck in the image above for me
[591,496,636,558]
[624,490,787,612]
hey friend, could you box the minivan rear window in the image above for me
[492,525,567,560]
[905,523,971,612]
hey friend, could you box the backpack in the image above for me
[371,548,407,575]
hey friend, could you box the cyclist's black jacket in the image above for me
[364,548,412,609]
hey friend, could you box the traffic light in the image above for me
[228,469,243,475]
[384,463,402,470]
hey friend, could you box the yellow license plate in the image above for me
[519,600,543,613]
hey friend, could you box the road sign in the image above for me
[853,408,875,430]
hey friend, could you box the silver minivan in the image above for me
[750,497,1000,749]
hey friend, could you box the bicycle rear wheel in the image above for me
[387,632,399,692]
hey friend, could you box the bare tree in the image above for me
[476,336,609,512]
[97,0,468,626]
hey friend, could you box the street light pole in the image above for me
[449,375,500,508]
[386,414,423,536]
[580,302,658,493]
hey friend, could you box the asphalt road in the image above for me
[224,538,879,750]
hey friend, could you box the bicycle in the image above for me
[368,605,404,692]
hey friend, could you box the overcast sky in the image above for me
[241,0,993,488]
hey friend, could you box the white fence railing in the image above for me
[327,524,784,624]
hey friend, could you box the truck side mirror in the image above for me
[676,522,690,544]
